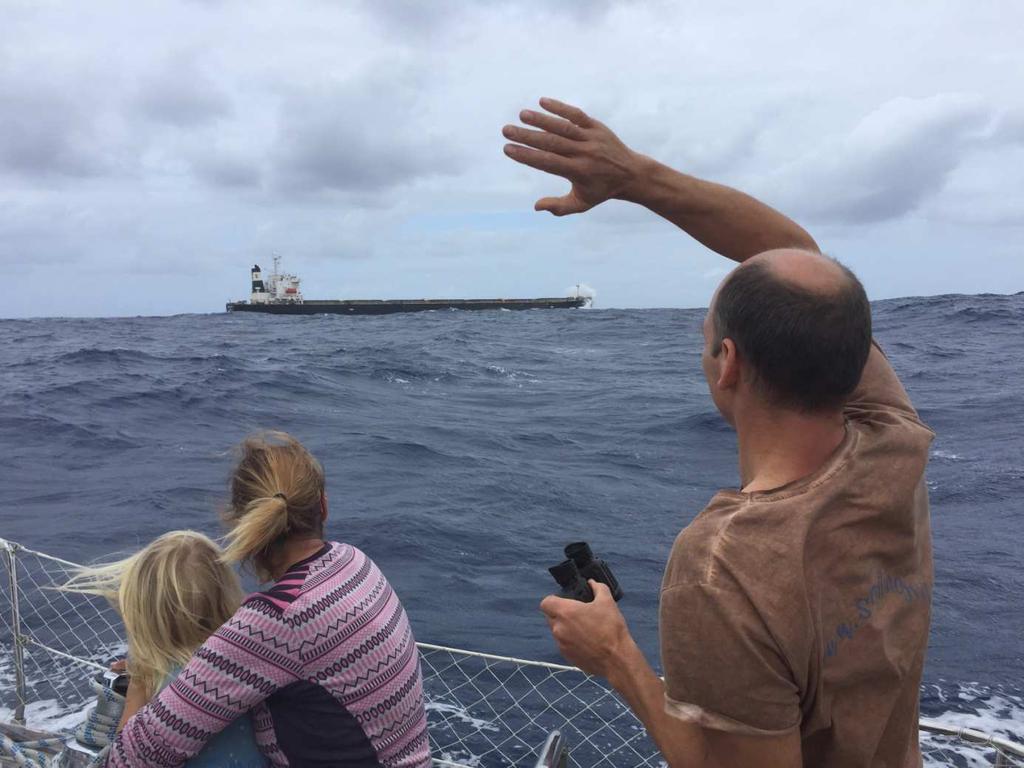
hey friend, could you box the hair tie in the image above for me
[273,492,288,502]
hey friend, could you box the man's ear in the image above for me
[717,337,740,390]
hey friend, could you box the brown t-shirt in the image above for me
[660,343,934,767]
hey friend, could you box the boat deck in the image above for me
[3,537,1021,767]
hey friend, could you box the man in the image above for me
[503,99,933,767]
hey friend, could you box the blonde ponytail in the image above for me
[222,432,326,581]
[221,495,290,574]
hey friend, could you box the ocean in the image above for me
[1,293,1022,749]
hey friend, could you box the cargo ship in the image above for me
[225,257,591,315]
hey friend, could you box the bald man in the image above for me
[504,99,933,768]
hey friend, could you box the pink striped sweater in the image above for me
[105,542,432,767]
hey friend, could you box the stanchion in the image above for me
[2,542,27,726]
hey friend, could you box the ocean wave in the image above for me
[54,347,161,366]
[7,332,57,345]
[680,411,735,433]
[511,431,580,448]
[0,415,139,452]
[483,364,540,383]
[370,366,459,385]
[364,436,465,464]
[1,294,1022,723]
[949,306,1021,323]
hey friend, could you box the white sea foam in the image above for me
[0,654,14,691]
[485,364,539,384]
[550,346,607,358]
[925,683,1024,741]
[565,283,596,301]
[0,697,88,732]
[931,449,965,461]
[425,702,500,733]
[921,684,1024,766]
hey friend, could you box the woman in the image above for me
[105,432,432,768]
[62,531,267,767]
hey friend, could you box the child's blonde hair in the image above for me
[61,530,243,699]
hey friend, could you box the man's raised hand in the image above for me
[503,97,642,216]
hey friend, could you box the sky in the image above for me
[3,0,1023,317]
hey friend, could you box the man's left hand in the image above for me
[502,97,643,216]
[540,580,634,678]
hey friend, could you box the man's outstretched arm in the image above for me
[502,97,818,263]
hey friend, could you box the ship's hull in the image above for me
[226,297,588,315]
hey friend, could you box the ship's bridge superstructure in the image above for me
[250,255,304,304]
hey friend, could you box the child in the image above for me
[63,530,267,767]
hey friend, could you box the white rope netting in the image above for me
[418,644,660,767]
[2,537,1021,767]
[0,540,124,731]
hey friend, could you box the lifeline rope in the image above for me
[0,675,119,767]
[73,677,123,752]
[0,732,67,768]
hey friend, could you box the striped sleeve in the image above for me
[104,599,301,767]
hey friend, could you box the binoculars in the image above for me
[98,668,130,696]
[548,542,623,603]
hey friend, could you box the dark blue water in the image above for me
[1,294,1021,732]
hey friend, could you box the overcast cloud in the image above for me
[2,0,1022,317]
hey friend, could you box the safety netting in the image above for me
[2,538,1021,767]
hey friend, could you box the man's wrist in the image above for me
[617,154,698,218]
[616,152,660,207]
[604,634,646,692]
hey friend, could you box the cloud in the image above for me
[190,149,263,188]
[0,199,83,266]
[988,108,1024,145]
[926,144,1024,227]
[268,71,464,199]
[358,0,462,37]
[2,0,1024,316]
[0,77,104,179]
[767,94,993,224]
[359,0,619,39]
[132,53,232,127]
